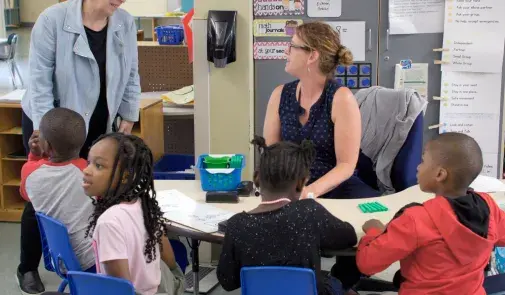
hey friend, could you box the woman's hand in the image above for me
[300,185,318,199]
[118,120,135,135]
[362,219,386,233]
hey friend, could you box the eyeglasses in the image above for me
[287,43,311,54]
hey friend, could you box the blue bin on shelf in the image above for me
[155,25,184,45]
[197,154,245,191]
[154,154,195,180]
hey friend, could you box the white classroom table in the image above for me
[154,180,505,294]
[155,180,505,239]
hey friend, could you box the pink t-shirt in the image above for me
[92,200,161,295]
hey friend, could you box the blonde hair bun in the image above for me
[337,46,353,66]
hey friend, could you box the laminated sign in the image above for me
[254,42,290,60]
[253,19,303,37]
[254,0,305,16]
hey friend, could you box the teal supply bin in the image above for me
[197,154,245,191]
[181,0,194,13]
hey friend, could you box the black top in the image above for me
[216,199,357,295]
[279,80,341,198]
[84,25,109,151]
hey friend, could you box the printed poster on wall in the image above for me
[389,0,445,34]
[254,42,290,60]
[254,0,305,16]
[325,21,366,61]
[308,0,341,17]
[254,19,303,37]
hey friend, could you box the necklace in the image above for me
[259,198,291,205]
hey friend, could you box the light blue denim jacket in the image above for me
[21,0,140,131]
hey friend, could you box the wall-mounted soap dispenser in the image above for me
[207,10,237,68]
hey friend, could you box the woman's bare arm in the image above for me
[263,85,284,146]
[304,87,361,197]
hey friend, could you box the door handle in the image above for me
[368,29,372,51]
[386,29,390,51]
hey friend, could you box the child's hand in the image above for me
[362,219,386,233]
[28,131,43,157]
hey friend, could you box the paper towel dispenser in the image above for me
[207,10,237,68]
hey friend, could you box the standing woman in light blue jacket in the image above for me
[17,0,140,293]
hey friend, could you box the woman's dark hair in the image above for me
[252,136,315,194]
[86,133,167,263]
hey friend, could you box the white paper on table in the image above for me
[394,63,428,99]
[0,89,25,103]
[389,0,444,35]
[441,33,505,73]
[307,0,341,17]
[480,154,500,179]
[157,190,235,233]
[438,112,500,155]
[444,0,505,33]
[439,72,503,114]
[471,175,505,192]
[325,21,366,61]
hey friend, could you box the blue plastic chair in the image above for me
[357,113,424,193]
[67,271,135,295]
[36,218,56,272]
[35,212,82,292]
[240,266,318,295]
[484,274,505,294]
[170,239,189,273]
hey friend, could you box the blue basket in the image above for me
[154,154,195,180]
[197,154,245,191]
[155,25,185,45]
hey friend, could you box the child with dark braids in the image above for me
[217,136,358,295]
[82,133,183,295]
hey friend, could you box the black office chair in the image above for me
[0,33,24,89]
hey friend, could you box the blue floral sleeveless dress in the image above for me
[279,80,379,199]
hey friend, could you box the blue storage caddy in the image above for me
[154,154,195,180]
[155,25,184,45]
[197,154,245,191]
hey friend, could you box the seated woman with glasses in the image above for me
[263,21,379,199]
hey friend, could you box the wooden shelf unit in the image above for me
[0,99,163,222]
[0,103,24,222]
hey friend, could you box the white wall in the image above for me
[0,0,6,38]
[20,0,58,23]
[120,0,181,16]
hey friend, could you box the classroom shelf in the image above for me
[4,179,21,187]
[0,126,22,135]
[2,157,27,162]
[0,102,25,222]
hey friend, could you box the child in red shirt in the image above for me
[356,132,505,295]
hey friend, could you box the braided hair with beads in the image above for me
[85,133,167,263]
[252,135,315,194]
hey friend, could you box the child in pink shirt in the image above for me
[83,133,182,295]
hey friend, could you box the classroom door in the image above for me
[377,1,443,143]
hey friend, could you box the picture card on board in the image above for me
[308,0,342,17]
[325,21,366,61]
[481,153,499,178]
[254,19,303,37]
[438,112,500,154]
[254,0,304,16]
[254,42,289,60]
[389,0,445,34]
[444,0,505,33]
[439,72,502,114]
[440,33,505,73]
